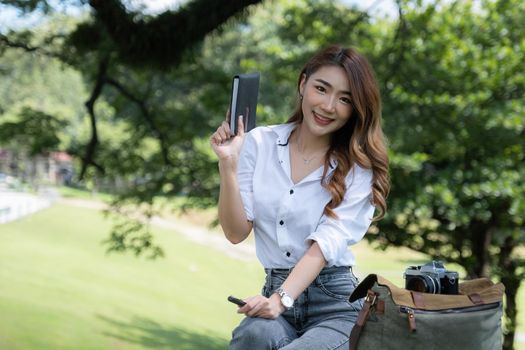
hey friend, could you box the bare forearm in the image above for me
[280,242,327,299]
[218,159,252,243]
[240,242,326,319]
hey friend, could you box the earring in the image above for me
[299,93,303,100]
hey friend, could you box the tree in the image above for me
[372,1,525,348]
[0,0,263,257]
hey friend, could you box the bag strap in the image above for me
[468,292,483,304]
[411,291,425,308]
[349,290,377,350]
[349,274,378,302]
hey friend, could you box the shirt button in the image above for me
[286,251,291,257]
[289,189,294,194]
[279,220,284,225]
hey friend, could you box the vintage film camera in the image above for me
[404,261,459,294]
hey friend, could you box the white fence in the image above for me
[0,191,52,224]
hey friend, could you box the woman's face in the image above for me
[299,65,353,138]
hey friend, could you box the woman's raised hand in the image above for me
[210,114,246,162]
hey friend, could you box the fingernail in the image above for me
[239,115,243,121]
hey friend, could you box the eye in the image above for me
[340,97,352,105]
[315,85,326,93]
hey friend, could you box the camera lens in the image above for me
[406,275,439,294]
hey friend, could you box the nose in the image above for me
[320,94,336,113]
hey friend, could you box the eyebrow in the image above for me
[314,78,352,96]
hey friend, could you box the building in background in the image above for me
[0,149,74,187]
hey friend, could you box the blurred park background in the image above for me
[0,0,523,349]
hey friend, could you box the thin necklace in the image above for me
[293,137,328,165]
[301,153,317,164]
[303,158,315,164]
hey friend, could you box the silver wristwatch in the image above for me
[275,287,294,310]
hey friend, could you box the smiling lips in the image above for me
[313,111,334,126]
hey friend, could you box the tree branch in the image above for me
[0,33,39,52]
[0,32,70,62]
[105,77,172,166]
[80,54,109,179]
[87,0,263,67]
[0,0,51,13]
[381,0,409,87]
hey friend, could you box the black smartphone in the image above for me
[227,295,246,307]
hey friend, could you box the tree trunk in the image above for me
[471,223,492,278]
[499,236,521,350]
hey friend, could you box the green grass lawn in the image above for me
[0,202,523,349]
[0,204,262,349]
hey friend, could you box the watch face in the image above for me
[282,295,294,308]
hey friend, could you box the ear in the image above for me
[299,73,307,96]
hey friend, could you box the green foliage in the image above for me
[367,2,524,346]
[0,107,64,155]
[0,39,87,158]
[375,0,525,271]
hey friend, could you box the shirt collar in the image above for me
[270,123,296,146]
[269,123,338,169]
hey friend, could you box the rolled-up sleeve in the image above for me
[237,131,257,221]
[305,167,375,266]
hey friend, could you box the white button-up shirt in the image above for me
[238,123,375,268]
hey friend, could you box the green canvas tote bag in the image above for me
[348,274,504,350]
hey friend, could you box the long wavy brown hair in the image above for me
[287,45,390,221]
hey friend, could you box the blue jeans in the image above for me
[229,266,363,350]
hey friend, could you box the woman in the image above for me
[210,45,389,349]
